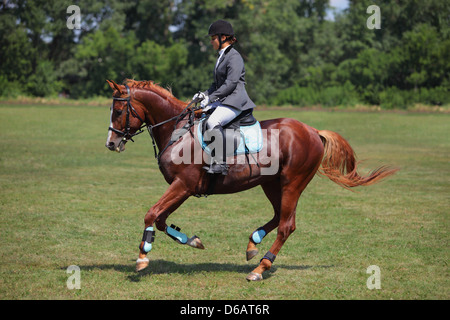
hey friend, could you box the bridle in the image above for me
[108,84,202,163]
[109,84,147,142]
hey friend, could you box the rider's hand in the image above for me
[200,95,210,109]
[192,91,207,103]
[192,92,210,109]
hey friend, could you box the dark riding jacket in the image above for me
[207,46,255,112]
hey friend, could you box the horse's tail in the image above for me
[317,130,398,190]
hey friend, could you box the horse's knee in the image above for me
[278,222,296,241]
[154,218,167,231]
[144,213,166,232]
[144,209,159,226]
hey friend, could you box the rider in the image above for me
[194,19,256,175]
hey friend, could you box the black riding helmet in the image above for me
[207,20,234,37]
[207,20,235,51]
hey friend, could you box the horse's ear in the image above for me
[106,80,121,92]
[106,80,114,90]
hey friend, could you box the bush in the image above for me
[271,86,313,106]
[271,82,359,107]
[379,87,410,110]
[380,86,449,109]
[320,83,359,107]
[26,60,62,97]
[0,75,25,98]
[418,87,449,106]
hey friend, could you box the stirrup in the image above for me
[202,163,228,175]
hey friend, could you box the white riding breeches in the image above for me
[206,101,241,130]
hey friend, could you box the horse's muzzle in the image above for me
[106,139,126,152]
[106,141,116,151]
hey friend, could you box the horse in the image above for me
[105,79,398,281]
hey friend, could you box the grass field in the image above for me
[0,103,448,300]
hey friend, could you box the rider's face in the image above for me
[210,35,225,51]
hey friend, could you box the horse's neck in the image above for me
[136,89,187,150]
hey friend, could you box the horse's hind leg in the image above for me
[246,181,281,261]
[246,171,317,281]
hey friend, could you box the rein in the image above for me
[109,85,202,164]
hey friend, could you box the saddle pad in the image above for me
[197,118,263,155]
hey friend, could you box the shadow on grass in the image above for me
[76,260,334,282]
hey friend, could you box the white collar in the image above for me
[216,45,230,69]
[218,44,231,56]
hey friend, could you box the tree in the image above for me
[0,10,33,85]
[1,0,448,107]
[397,23,449,90]
[63,27,138,97]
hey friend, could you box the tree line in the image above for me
[1,0,448,109]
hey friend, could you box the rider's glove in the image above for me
[192,92,210,109]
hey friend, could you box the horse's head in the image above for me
[105,80,146,152]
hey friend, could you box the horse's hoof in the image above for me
[136,258,149,272]
[187,235,205,250]
[246,249,259,261]
[246,272,263,281]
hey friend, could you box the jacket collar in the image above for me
[218,44,233,55]
[216,45,233,70]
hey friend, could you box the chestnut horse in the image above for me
[105,79,397,281]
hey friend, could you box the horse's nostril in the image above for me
[106,141,115,150]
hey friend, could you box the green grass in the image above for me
[0,104,448,299]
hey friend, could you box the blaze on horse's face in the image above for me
[105,80,143,153]
[106,97,128,152]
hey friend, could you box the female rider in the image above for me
[194,20,255,175]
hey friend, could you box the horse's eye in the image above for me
[115,109,123,116]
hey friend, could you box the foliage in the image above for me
[271,81,359,107]
[0,0,449,107]
[27,60,63,97]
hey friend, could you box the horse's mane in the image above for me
[124,79,175,100]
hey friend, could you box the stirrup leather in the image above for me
[203,162,229,175]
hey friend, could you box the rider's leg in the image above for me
[204,104,241,175]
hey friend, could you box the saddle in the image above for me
[197,109,263,156]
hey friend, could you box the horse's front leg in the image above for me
[136,179,191,272]
[162,221,205,249]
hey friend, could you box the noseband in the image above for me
[109,84,146,142]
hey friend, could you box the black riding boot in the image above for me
[202,125,229,175]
